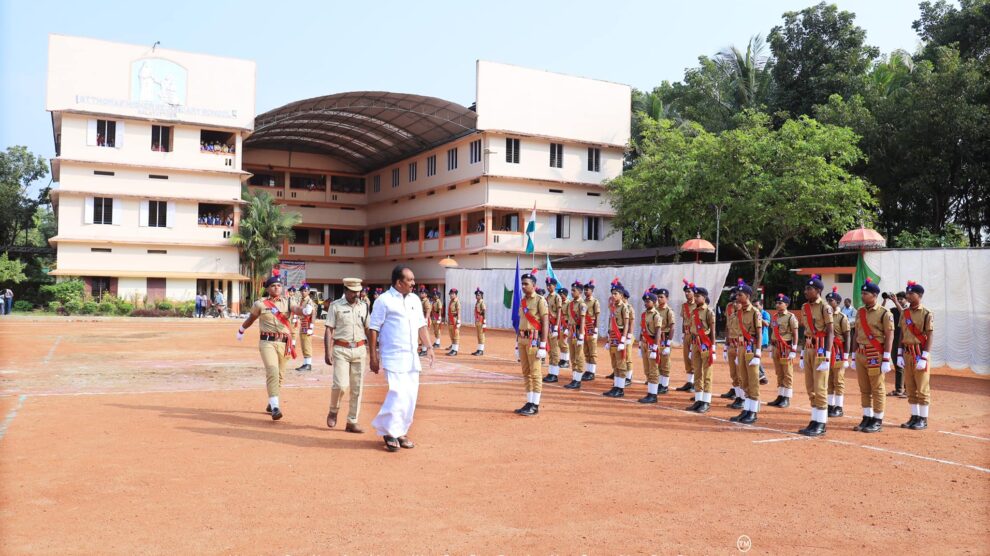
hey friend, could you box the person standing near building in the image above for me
[293,284,316,371]
[899,281,935,431]
[418,286,431,356]
[723,289,743,407]
[852,278,894,433]
[213,287,226,318]
[430,289,443,349]
[369,265,435,452]
[676,280,696,392]
[324,278,369,433]
[556,285,571,370]
[767,294,799,409]
[686,286,716,413]
[543,279,563,382]
[194,292,203,318]
[826,287,852,418]
[581,280,600,381]
[797,274,834,437]
[563,281,588,390]
[637,289,662,403]
[603,279,630,398]
[236,275,307,421]
[652,287,676,395]
[514,271,549,416]
[471,288,486,356]
[842,298,856,323]
[446,288,461,356]
[729,280,763,424]
[621,287,636,386]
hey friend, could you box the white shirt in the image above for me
[369,286,427,373]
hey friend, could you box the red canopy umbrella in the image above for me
[839,226,886,250]
[681,235,715,262]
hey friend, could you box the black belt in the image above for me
[260,333,288,342]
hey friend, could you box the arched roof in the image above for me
[246,91,478,172]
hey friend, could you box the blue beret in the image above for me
[643,292,658,302]
[805,274,824,290]
[774,293,790,304]
[263,276,281,288]
[861,278,880,294]
[906,281,925,295]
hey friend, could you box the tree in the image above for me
[0,146,49,247]
[230,188,300,302]
[914,0,990,62]
[769,2,879,118]
[606,112,876,287]
[0,253,27,284]
[715,34,776,114]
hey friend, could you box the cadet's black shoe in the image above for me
[759,369,769,385]
[695,402,711,414]
[776,396,790,408]
[730,410,750,422]
[271,407,283,421]
[519,404,539,416]
[909,417,928,430]
[853,415,871,431]
[514,402,533,414]
[685,401,702,412]
[611,388,625,398]
[602,387,617,397]
[728,397,744,410]
[862,418,883,433]
[447,350,458,356]
[826,404,835,416]
[676,382,694,392]
[564,380,582,389]
[657,385,669,395]
[900,415,919,429]
[470,350,482,356]
[625,378,632,387]
[766,395,783,407]
[831,406,844,417]
[638,393,658,404]
[720,388,736,399]
[799,421,826,436]
[605,373,615,379]
[295,364,312,372]
[738,411,758,424]
[581,372,596,381]
[265,403,272,414]
[542,374,559,383]
[559,360,569,368]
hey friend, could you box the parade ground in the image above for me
[1,316,988,555]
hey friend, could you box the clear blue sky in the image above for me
[1,0,927,194]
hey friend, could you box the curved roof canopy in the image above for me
[246,92,478,172]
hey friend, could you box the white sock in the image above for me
[785,388,793,398]
[269,396,279,409]
[560,353,569,362]
[703,392,712,403]
[687,373,694,383]
[304,357,312,365]
[573,371,583,382]
[827,394,835,405]
[549,365,559,376]
[694,392,702,402]
[835,395,844,408]
[627,369,634,381]
[743,399,751,412]
[819,408,826,424]
[613,376,624,389]
[875,411,884,420]
[920,405,929,418]
[588,363,597,375]
[647,383,658,394]
[452,344,459,351]
[911,404,919,416]
[532,392,541,405]
[478,344,484,351]
[778,386,785,396]
[751,400,760,413]
[735,386,745,399]
[526,392,533,404]
[863,407,873,418]
[660,376,670,387]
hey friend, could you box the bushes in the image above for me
[13,300,33,312]
[40,279,85,305]
[176,300,196,317]
[116,302,134,315]
[37,280,200,317]
[64,299,83,314]
[155,300,174,311]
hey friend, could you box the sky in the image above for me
[0,0,929,194]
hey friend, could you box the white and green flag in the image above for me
[524,206,537,254]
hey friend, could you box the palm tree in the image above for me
[867,49,915,99]
[715,34,775,113]
[230,188,300,303]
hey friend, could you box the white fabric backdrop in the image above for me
[864,248,990,374]
[444,262,731,345]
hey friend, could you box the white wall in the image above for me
[56,163,241,202]
[56,243,238,275]
[484,133,624,185]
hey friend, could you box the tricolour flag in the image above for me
[546,254,557,284]
[511,256,521,332]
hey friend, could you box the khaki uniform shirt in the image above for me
[800,298,834,337]
[692,302,715,342]
[641,308,660,342]
[735,303,763,345]
[252,297,292,335]
[586,296,601,328]
[726,304,741,339]
[899,305,934,346]
[448,298,461,322]
[623,302,634,338]
[547,292,563,324]
[656,305,675,340]
[772,310,799,342]
[566,298,588,330]
[608,300,628,341]
[431,299,443,322]
[855,303,894,347]
[518,293,549,333]
[326,297,369,344]
[475,299,487,323]
[421,296,431,318]
[681,301,694,334]
[832,310,851,338]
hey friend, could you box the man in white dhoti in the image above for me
[369,265,435,452]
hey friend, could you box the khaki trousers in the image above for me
[329,345,366,424]
[548,328,561,365]
[856,352,886,413]
[300,332,313,358]
[642,348,659,384]
[659,347,671,377]
[828,360,846,395]
[773,347,794,389]
[568,338,585,372]
[259,340,288,397]
[904,354,931,406]
[431,321,442,342]
[727,344,739,387]
[449,323,460,344]
[476,323,485,345]
[691,343,713,393]
[558,328,569,357]
[519,338,542,393]
[609,343,627,378]
[682,338,692,374]
[803,348,829,409]
[584,333,598,364]
[736,349,760,401]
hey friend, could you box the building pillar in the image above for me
[419,221,425,252]
[324,227,330,257]
[401,224,407,256]
[460,213,467,249]
[231,280,240,315]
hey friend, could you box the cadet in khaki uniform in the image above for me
[418,286,431,356]
[621,288,636,386]
[767,293,799,409]
[514,271,549,416]
[446,289,461,355]
[543,278,563,382]
[470,288,487,356]
[603,280,631,398]
[556,285,571,369]
[430,289,443,348]
[652,287,676,394]
[899,281,935,431]
[581,280,601,381]
[324,278,370,433]
[852,278,894,433]
[686,286,716,413]
[825,287,851,417]
[637,290,663,403]
[295,284,317,372]
[797,275,835,437]
[288,286,301,351]
[676,280,697,391]
[563,281,589,389]
[729,280,763,424]
[723,289,743,407]
[236,275,307,421]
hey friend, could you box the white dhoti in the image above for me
[372,370,421,438]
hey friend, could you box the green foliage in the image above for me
[231,188,301,302]
[47,301,61,313]
[893,224,969,248]
[63,300,83,314]
[914,0,990,61]
[0,146,50,247]
[0,252,27,283]
[176,300,196,317]
[98,299,116,315]
[80,301,98,315]
[155,300,174,311]
[40,279,85,304]
[116,302,134,315]
[13,300,32,312]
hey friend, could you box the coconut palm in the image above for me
[715,34,775,113]
[230,188,300,303]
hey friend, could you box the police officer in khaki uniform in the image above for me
[556,285,571,370]
[470,288,487,356]
[418,286,431,356]
[446,289,461,355]
[236,275,308,421]
[603,280,630,397]
[652,287,676,394]
[430,289,443,348]
[543,278,563,382]
[621,288,636,386]
[324,278,370,433]
[295,284,317,372]
[852,278,894,433]
[637,289,662,403]
[729,280,763,424]
[676,280,697,391]
[798,275,835,437]
[581,280,601,381]
[563,281,589,389]
[514,271,549,416]
[767,293,799,408]
[723,289,743,407]
[899,281,935,430]
[826,287,852,418]
[686,286,716,413]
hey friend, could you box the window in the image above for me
[506,138,520,163]
[554,214,570,239]
[330,176,365,194]
[197,203,234,226]
[147,249,167,254]
[89,119,118,148]
[470,139,482,164]
[149,174,168,180]
[93,197,113,225]
[151,125,173,152]
[200,129,235,155]
[550,143,563,168]
[248,172,283,188]
[837,273,853,283]
[373,175,381,193]
[447,147,458,171]
[494,211,519,232]
[289,173,326,191]
[88,277,112,299]
[94,170,115,176]
[587,147,601,172]
[90,248,112,253]
[391,168,400,188]
[148,201,167,227]
[583,216,602,240]
[408,162,417,182]
[426,155,437,177]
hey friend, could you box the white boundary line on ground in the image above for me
[752,436,810,444]
[938,430,990,442]
[0,394,27,441]
[41,336,62,365]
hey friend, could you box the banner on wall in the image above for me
[277,260,306,290]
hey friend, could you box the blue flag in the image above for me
[545,254,557,285]
[511,256,521,333]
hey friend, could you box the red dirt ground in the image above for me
[1,316,988,555]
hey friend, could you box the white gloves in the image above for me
[788,350,797,360]
[687,350,693,361]
[722,348,728,361]
[302,305,313,316]
[918,351,929,370]
[843,354,850,369]
[550,327,557,338]
[515,346,520,361]
[576,334,584,346]
[897,355,905,368]
[456,320,461,328]
[307,326,314,336]
[662,346,671,356]
[815,360,829,371]
[749,357,760,367]
[482,323,486,329]
[537,342,547,360]
[236,327,245,341]
[618,342,625,352]
[881,351,892,373]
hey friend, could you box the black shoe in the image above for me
[625,378,632,387]
[542,374,559,383]
[826,405,835,417]
[581,372,596,381]
[853,415,871,431]
[605,373,615,379]
[638,393,658,404]
[295,364,312,372]
[730,410,750,422]
[720,388,736,399]
[564,380,582,390]
[831,406,844,417]
[559,360,569,369]
[695,402,711,414]
[901,415,920,429]
[657,385,669,395]
[447,350,458,356]
[728,397,744,410]
[739,411,758,424]
[766,395,783,407]
[603,387,625,398]
[519,404,539,416]
[676,382,694,392]
[799,421,826,436]
[602,387,618,397]
[759,369,769,385]
[862,417,883,433]
[265,403,272,414]
[909,417,928,430]
[271,407,283,421]
[514,402,533,414]
[685,401,702,411]
[777,396,790,408]
[471,350,482,356]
